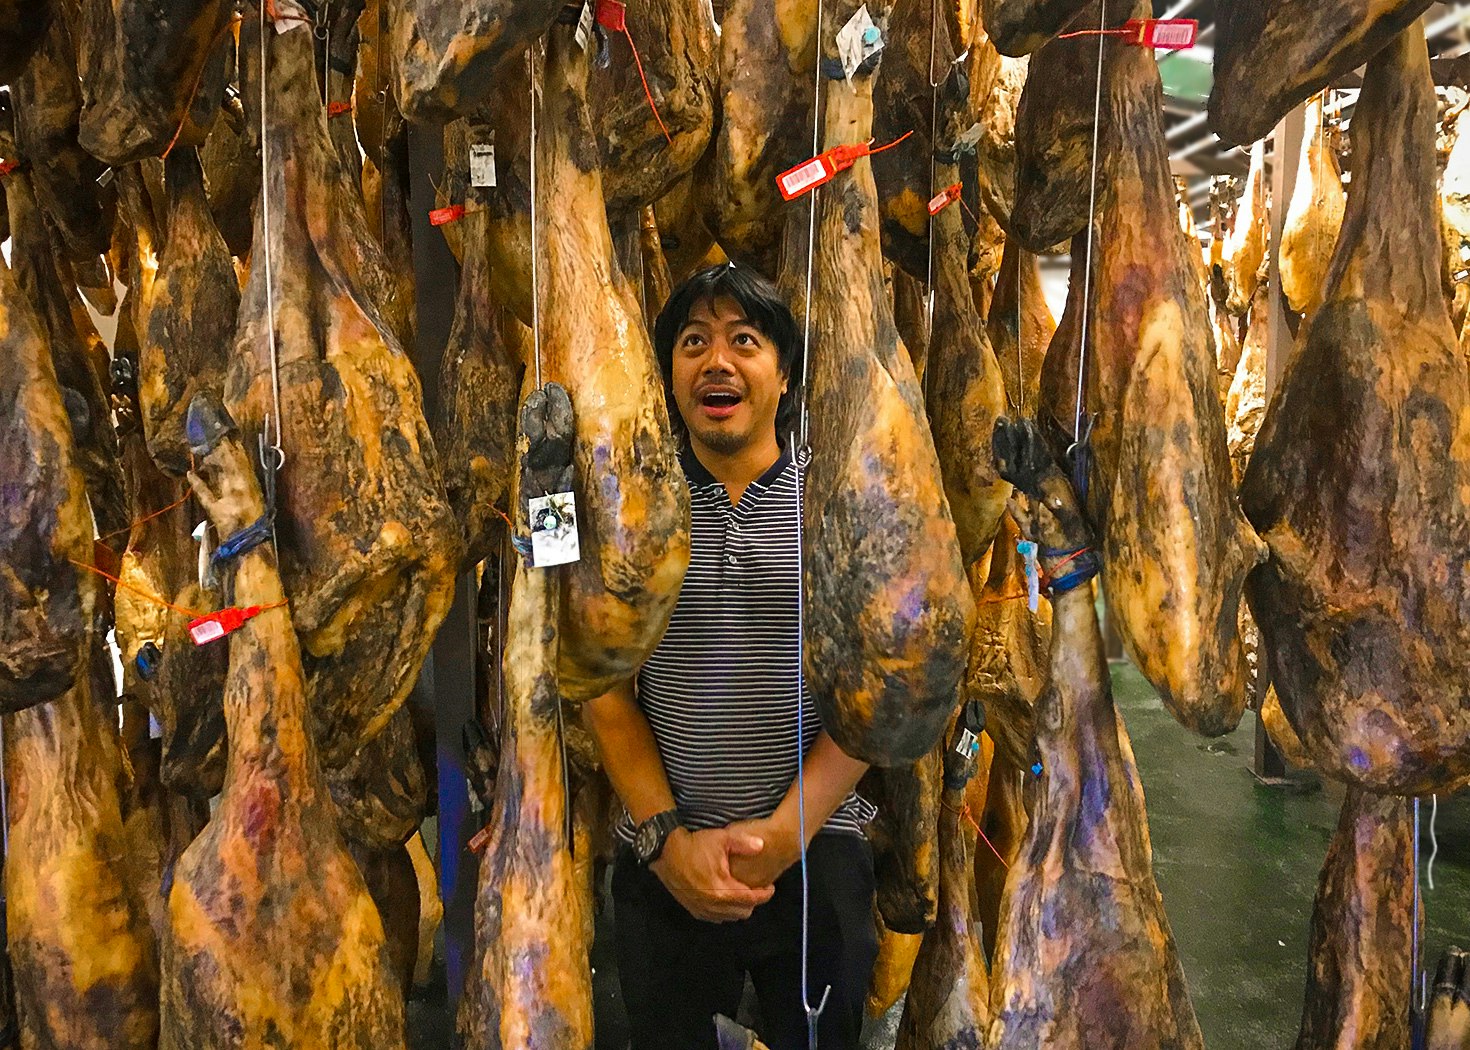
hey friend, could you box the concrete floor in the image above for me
[412,659,1470,1049]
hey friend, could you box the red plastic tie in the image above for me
[468,823,494,854]
[776,130,914,201]
[928,182,963,215]
[186,602,285,646]
[430,204,467,226]
[328,100,353,118]
[0,159,19,178]
[70,558,207,619]
[597,1,673,145]
[1056,17,1197,49]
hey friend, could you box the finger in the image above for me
[725,833,766,857]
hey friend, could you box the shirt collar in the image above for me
[680,445,791,489]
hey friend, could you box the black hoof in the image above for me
[993,416,1055,497]
[185,393,238,457]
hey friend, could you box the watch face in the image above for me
[634,821,658,861]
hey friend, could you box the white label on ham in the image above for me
[835,5,883,80]
[271,0,309,34]
[529,493,581,567]
[574,2,595,51]
[470,139,497,188]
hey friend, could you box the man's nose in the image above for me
[702,339,735,372]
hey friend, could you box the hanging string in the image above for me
[70,559,209,620]
[941,799,1010,869]
[95,491,192,546]
[1413,795,1424,1012]
[1072,0,1108,440]
[259,0,289,476]
[528,46,544,392]
[792,3,828,1039]
[1427,793,1440,891]
[596,2,673,144]
[921,0,941,406]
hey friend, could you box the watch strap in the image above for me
[636,808,682,864]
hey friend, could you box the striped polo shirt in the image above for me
[617,446,874,842]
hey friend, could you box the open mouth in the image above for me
[698,388,744,418]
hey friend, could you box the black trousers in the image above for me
[611,833,878,1050]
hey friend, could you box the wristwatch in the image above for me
[633,809,683,865]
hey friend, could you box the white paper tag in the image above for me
[470,138,497,188]
[574,1,595,50]
[149,712,163,741]
[529,492,581,567]
[835,5,883,80]
[951,121,984,154]
[193,520,214,590]
[271,0,309,33]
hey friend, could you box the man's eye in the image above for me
[734,332,758,346]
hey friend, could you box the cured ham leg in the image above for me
[161,395,406,1049]
[226,16,459,765]
[1281,94,1345,318]
[983,0,1090,57]
[0,258,89,709]
[140,146,237,475]
[965,514,1048,770]
[800,0,974,765]
[988,239,1055,417]
[970,35,1027,229]
[866,918,922,1019]
[391,0,555,121]
[1009,0,1126,254]
[0,0,49,81]
[591,0,718,218]
[926,157,1011,567]
[712,0,816,268]
[2,144,127,540]
[1241,24,1470,795]
[1071,34,1264,736]
[433,167,523,571]
[862,751,941,935]
[5,650,161,1050]
[1293,788,1412,1050]
[460,387,593,1050]
[11,16,111,264]
[73,0,233,164]
[534,21,690,702]
[894,715,991,1050]
[1209,0,1432,146]
[1221,140,1268,317]
[988,416,1203,1050]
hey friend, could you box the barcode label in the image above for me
[189,619,226,646]
[1139,18,1197,49]
[574,1,595,49]
[778,157,832,200]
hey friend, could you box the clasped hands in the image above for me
[651,815,803,923]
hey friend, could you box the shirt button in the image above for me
[726,553,738,566]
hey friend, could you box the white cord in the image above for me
[528,46,544,392]
[1073,0,1107,439]
[796,0,826,450]
[1427,793,1439,891]
[791,438,830,1050]
[259,1,287,472]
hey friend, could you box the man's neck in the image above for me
[689,435,784,505]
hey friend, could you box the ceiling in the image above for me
[1159,0,1470,231]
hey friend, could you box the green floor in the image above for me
[1116,659,1470,1047]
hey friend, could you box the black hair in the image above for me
[652,262,802,443]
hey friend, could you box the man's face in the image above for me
[671,295,788,456]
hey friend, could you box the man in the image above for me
[584,263,879,1050]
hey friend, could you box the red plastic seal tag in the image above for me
[928,183,962,215]
[188,605,268,646]
[595,0,626,31]
[776,131,913,201]
[1125,18,1197,48]
[429,204,466,226]
[327,100,353,118]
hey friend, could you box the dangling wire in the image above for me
[258,0,288,477]
[921,0,941,405]
[1427,792,1440,891]
[1413,795,1424,1012]
[528,46,545,392]
[1073,0,1108,439]
[793,0,829,1039]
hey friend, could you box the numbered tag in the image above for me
[470,138,497,188]
[835,4,883,79]
[1128,17,1198,49]
[777,154,838,200]
[529,492,581,567]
